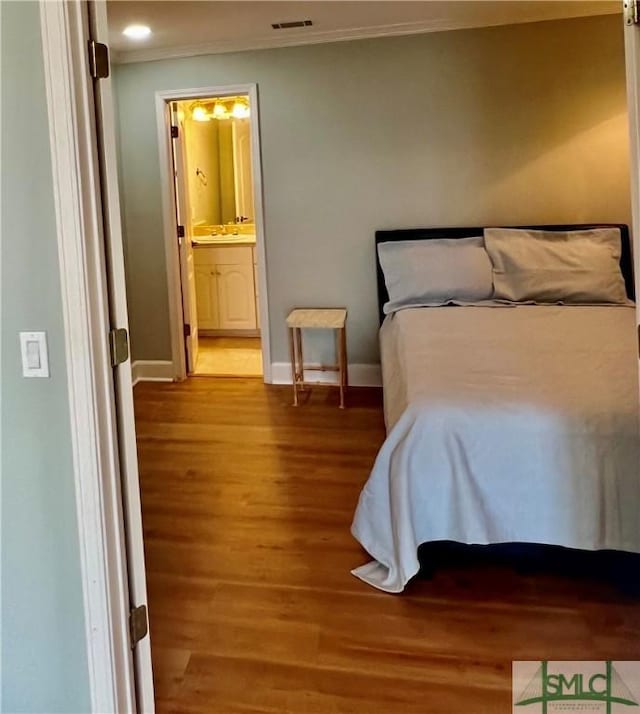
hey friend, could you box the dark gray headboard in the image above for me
[375,224,634,323]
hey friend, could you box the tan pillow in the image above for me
[484,227,628,304]
[378,237,494,314]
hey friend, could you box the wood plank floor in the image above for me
[134,378,640,714]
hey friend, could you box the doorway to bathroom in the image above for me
[158,85,270,381]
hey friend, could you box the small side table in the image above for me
[286,308,348,408]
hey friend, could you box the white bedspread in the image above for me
[351,305,640,592]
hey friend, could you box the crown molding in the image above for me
[112,10,618,65]
[112,18,462,64]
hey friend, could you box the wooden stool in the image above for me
[286,308,348,408]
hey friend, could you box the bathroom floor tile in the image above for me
[194,337,263,377]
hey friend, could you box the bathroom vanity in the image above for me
[193,235,259,333]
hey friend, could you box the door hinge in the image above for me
[88,40,110,79]
[109,328,129,367]
[624,0,639,24]
[129,604,148,649]
[177,225,185,239]
[171,125,179,139]
[184,323,191,337]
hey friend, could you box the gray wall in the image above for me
[114,14,630,366]
[1,2,91,711]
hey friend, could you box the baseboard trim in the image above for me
[270,362,381,388]
[131,359,381,387]
[131,360,175,386]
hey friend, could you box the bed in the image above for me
[351,224,640,593]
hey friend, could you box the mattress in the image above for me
[351,305,640,592]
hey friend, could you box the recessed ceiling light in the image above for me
[123,24,152,40]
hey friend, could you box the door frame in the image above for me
[39,1,141,711]
[155,84,272,381]
[625,14,640,354]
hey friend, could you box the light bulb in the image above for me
[212,102,228,120]
[231,101,250,119]
[192,105,209,122]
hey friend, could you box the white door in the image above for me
[625,6,640,383]
[88,2,155,711]
[217,263,257,329]
[170,104,199,373]
[253,250,260,330]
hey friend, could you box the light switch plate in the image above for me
[20,331,49,378]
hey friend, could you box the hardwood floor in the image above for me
[134,378,640,714]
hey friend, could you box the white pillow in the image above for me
[484,227,628,304]
[378,237,494,314]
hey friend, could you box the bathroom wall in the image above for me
[114,14,630,367]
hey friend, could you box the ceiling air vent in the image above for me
[271,20,313,30]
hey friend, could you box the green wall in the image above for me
[114,14,630,366]
[1,2,91,711]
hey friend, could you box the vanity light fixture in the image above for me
[122,24,152,40]
[188,97,250,122]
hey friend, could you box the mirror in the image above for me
[181,96,255,229]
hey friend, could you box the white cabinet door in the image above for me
[217,263,257,330]
[195,266,218,329]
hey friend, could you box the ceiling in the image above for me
[107,0,620,64]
